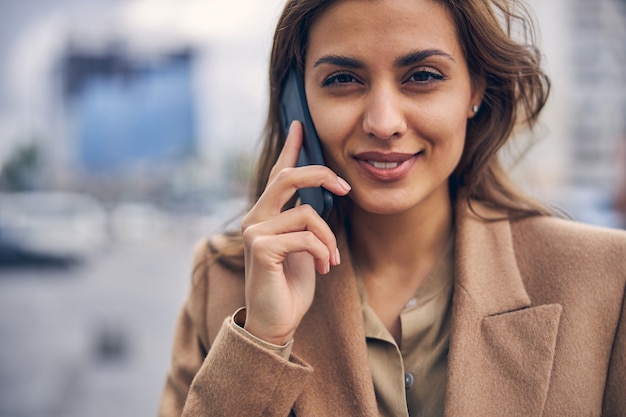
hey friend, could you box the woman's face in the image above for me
[304,0,481,216]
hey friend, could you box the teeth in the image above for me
[369,161,399,169]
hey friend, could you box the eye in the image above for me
[322,72,359,87]
[408,68,445,83]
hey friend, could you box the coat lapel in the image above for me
[287,201,562,416]
[292,231,379,417]
[445,202,562,417]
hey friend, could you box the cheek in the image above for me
[310,104,356,169]
[416,103,469,169]
[418,101,468,143]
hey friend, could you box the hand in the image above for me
[240,121,351,345]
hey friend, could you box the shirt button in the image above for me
[404,372,414,389]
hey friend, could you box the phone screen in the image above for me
[279,67,334,220]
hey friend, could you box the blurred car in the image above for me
[0,191,108,265]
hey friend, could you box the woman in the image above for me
[159,0,626,416]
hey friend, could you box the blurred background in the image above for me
[0,0,624,416]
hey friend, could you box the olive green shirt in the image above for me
[356,238,454,417]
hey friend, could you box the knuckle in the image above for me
[303,231,322,249]
[241,216,256,236]
[326,233,338,249]
[241,222,258,244]
[273,167,294,184]
[296,203,317,218]
[241,214,252,233]
[249,234,270,255]
[302,230,315,243]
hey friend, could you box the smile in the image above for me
[355,151,422,182]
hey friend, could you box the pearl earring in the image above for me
[472,104,480,114]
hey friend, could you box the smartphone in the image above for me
[279,66,334,220]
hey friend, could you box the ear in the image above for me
[467,73,486,119]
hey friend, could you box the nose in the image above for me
[361,84,407,140]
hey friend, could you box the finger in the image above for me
[270,121,303,181]
[243,204,340,265]
[249,165,351,221]
[248,231,333,275]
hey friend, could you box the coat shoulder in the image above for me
[187,235,246,346]
[511,215,626,262]
[190,234,245,286]
[510,215,626,303]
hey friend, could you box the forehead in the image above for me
[306,0,461,60]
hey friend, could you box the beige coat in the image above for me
[159,201,626,416]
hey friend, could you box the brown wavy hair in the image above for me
[214,0,552,270]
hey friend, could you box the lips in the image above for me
[354,151,421,181]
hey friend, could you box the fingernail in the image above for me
[335,248,341,265]
[325,262,331,274]
[337,176,351,192]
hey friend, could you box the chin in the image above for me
[349,183,448,217]
[351,195,415,216]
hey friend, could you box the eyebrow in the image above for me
[313,55,365,69]
[395,49,456,67]
[313,48,455,69]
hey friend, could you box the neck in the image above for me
[348,189,453,285]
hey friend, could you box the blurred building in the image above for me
[514,0,626,227]
[39,41,205,206]
[62,46,197,175]
[55,43,199,201]
[0,0,277,205]
[564,0,626,226]
[567,0,626,189]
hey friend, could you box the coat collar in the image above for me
[293,230,379,417]
[291,200,562,416]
